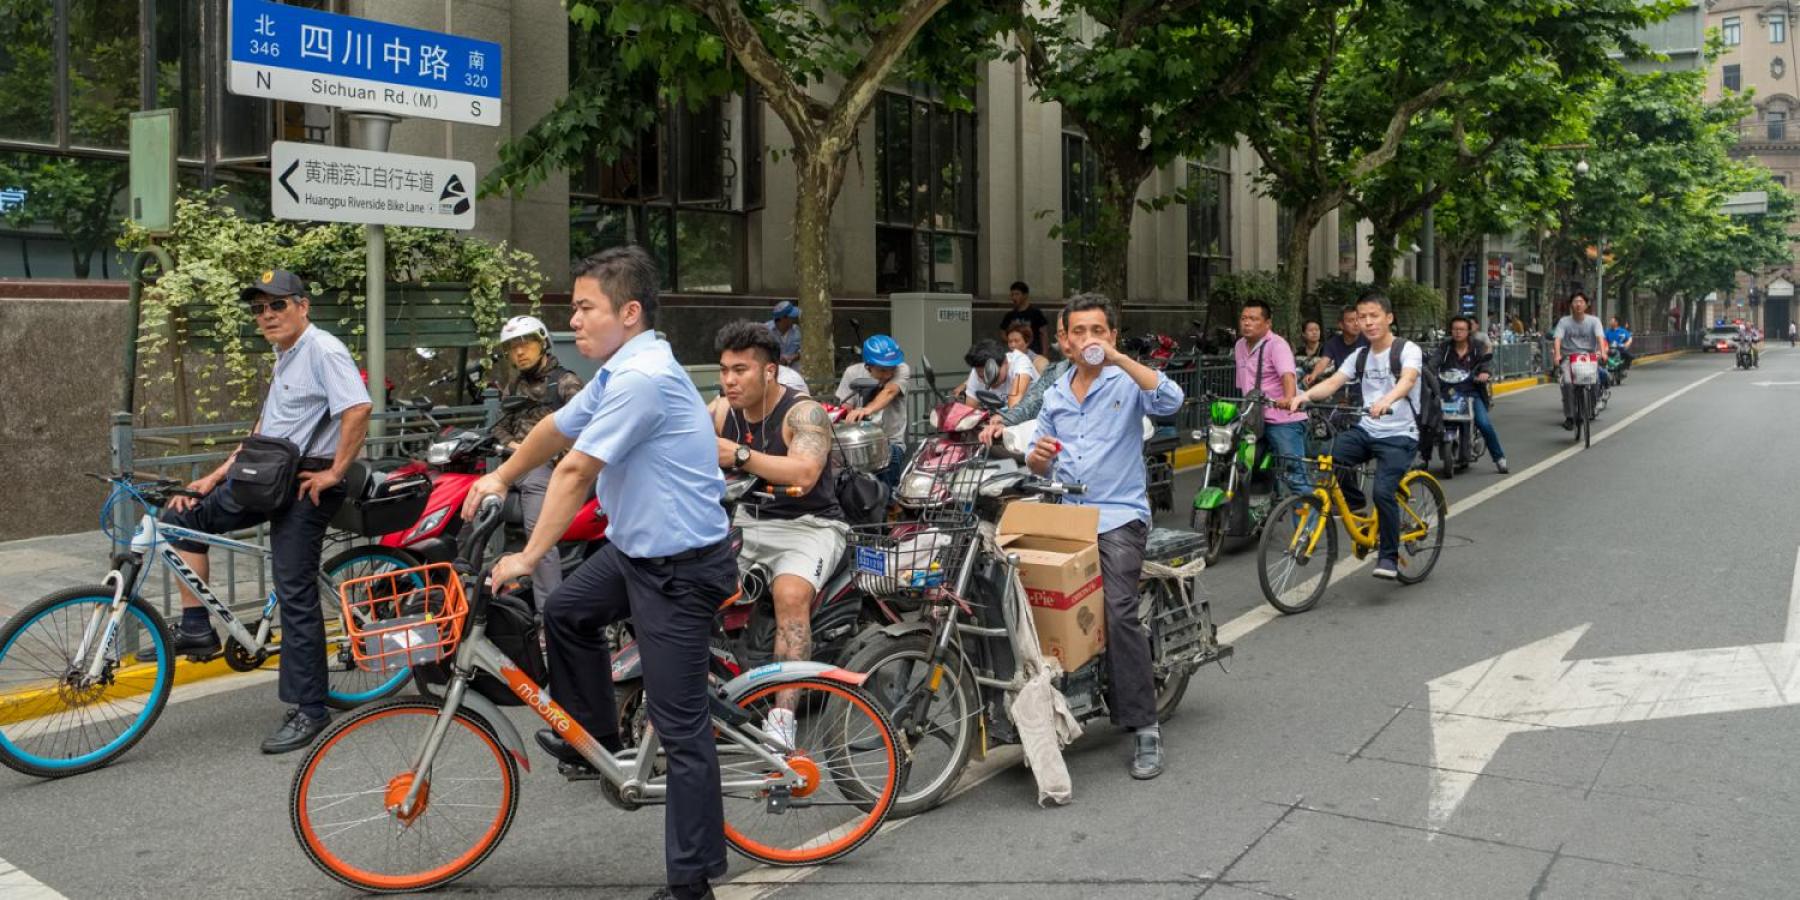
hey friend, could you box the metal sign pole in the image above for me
[350,112,401,435]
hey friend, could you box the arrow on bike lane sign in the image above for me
[1424,546,1800,834]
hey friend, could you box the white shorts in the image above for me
[733,511,849,591]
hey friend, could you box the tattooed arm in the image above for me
[730,399,832,492]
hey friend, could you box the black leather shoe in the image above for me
[647,883,715,900]
[1129,730,1164,780]
[1561,418,1574,431]
[170,626,220,657]
[261,708,329,754]
[536,729,596,773]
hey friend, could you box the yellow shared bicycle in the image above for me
[1255,414,1448,614]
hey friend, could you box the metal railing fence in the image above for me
[107,397,501,617]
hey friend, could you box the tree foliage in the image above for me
[1012,0,1315,301]
[488,0,973,381]
[1246,0,1664,329]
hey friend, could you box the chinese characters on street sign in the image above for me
[270,142,477,229]
[229,0,502,126]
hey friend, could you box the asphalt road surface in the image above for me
[3,348,1795,899]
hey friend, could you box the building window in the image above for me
[874,89,976,295]
[0,0,328,279]
[1061,126,1099,297]
[1724,16,1742,46]
[566,27,756,293]
[569,92,755,293]
[1771,109,1788,141]
[1776,174,1790,187]
[1775,57,1787,79]
[1773,13,1787,44]
[1185,148,1231,306]
[1725,64,1742,91]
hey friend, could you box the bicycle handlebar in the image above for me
[1018,476,1086,497]
[457,494,506,572]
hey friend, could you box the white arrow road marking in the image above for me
[1425,545,1800,834]
[0,856,67,899]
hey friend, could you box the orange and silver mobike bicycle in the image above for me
[1254,406,1448,615]
[290,496,906,893]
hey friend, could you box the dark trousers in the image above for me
[542,539,737,887]
[1097,520,1156,729]
[160,480,344,708]
[1332,428,1417,563]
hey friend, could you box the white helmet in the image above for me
[500,315,549,346]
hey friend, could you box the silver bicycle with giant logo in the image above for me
[0,474,415,778]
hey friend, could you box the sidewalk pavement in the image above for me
[0,530,117,620]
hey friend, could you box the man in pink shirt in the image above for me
[1233,300,1309,496]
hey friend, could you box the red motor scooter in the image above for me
[323,397,608,593]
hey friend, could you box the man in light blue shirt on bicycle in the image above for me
[1027,293,1185,781]
[468,246,735,900]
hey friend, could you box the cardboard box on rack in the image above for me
[997,501,1104,672]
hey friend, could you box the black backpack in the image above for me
[413,590,546,707]
[1354,340,1442,440]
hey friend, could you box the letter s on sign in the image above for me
[470,101,482,119]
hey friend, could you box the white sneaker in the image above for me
[762,708,798,752]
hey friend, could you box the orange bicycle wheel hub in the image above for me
[780,753,821,798]
[384,772,431,824]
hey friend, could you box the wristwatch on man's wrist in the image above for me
[732,445,752,471]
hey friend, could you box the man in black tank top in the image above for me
[710,322,849,749]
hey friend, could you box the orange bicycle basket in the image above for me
[337,562,469,673]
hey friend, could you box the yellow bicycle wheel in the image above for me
[1257,493,1337,614]
[1395,472,1447,584]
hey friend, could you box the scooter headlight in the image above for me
[427,440,458,466]
[1206,426,1234,456]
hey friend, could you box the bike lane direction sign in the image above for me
[228,0,502,126]
[270,141,476,230]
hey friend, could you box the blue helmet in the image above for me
[862,334,904,367]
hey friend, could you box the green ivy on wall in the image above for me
[119,190,545,420]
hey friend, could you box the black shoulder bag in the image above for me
[227,410,333,514]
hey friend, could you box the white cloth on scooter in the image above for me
[1000,560,1081,806]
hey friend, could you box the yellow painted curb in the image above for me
[1491,376,1546,397]
[1488,348,1689,399]
[1173,444,1208,470]
[0,653,261,728]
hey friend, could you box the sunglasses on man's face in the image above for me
[249,297,292,317]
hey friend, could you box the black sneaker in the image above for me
[1561,418,1574,431]
[261,708,329,754]
[1373,559,1399,580]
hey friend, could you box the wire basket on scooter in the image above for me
[892,435,992,513]
[846,510,979,597]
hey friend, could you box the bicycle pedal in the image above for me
[557,760,603,781]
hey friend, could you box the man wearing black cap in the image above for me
[159,269,372,753]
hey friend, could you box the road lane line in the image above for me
[1211,366,1729,643]
[0,856,68,899]
[725,363,1729,897]
[1785,546,1800,645]
[716,747,1025,899]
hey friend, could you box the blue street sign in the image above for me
[228,0,502,126]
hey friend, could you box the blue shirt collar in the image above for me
[601,329,662,375]
[1051,364,1125,401]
